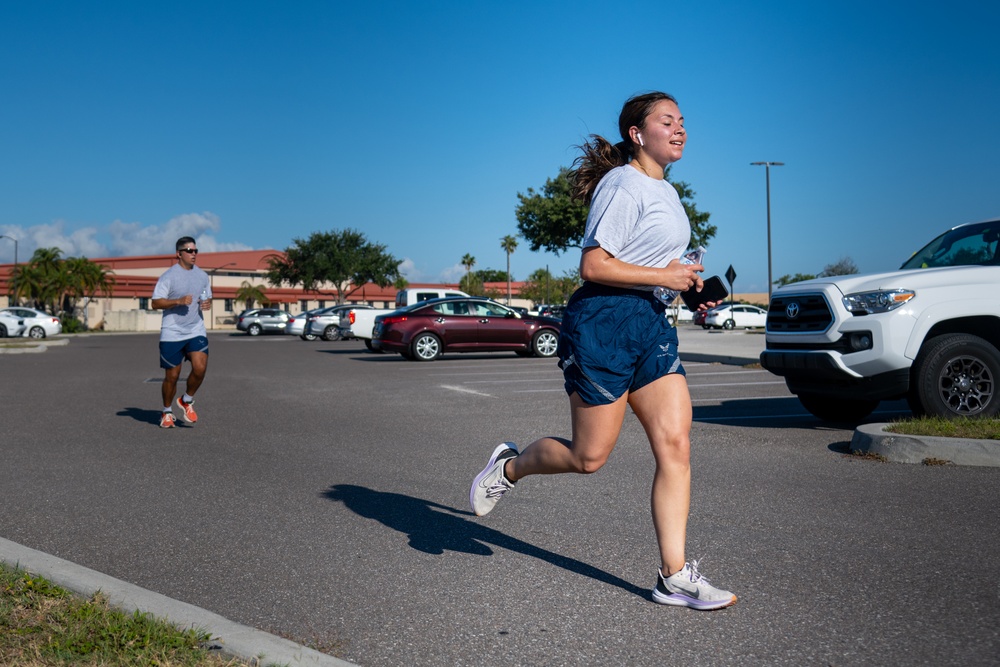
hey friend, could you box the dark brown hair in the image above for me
[571,91,678,205]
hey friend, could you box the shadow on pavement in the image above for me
[322,484,646,599]
[117,407,165,425]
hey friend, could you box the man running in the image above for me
[152,236,212,428]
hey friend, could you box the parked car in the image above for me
[0,312,25,338]
[394,287,469,308]
[373,296,561,361]
[0,307,62,338]
[236,308,292,336]
[534,304,565,319]
[666,303,694,326]
[693,307,711,328]
[703,304,768,330]
[286,309,321,340]
[306,304,370,341]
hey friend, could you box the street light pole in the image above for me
[1,234,18,304]
[750,161,784,300]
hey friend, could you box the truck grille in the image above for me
[767,293,833,333]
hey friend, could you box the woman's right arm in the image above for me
[579,246,704,292]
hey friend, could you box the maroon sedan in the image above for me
[373,297,561,361]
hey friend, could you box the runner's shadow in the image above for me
[322,484,646,598]
[117,407,163,425]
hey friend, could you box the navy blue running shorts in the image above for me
[159,336,209,369]
[557,282,685,405]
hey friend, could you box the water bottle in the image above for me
[653,246,706,305]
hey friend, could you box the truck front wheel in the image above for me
[797,394,878,423]
[911,333,1000,418]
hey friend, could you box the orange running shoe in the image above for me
[159,412,176,429]
[176,397,198,423]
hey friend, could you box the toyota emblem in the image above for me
[785,302,800,319]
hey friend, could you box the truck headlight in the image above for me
[842,289,915,315]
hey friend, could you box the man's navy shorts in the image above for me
[557,282,685,405]
[159,336,209,369]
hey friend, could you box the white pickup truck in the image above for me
[338,288,469,350]
[760,218,1000,422]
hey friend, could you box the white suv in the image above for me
[760,219,1000,421]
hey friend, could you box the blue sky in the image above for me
[1,0,997,293]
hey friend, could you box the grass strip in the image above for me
[0,562,254,666]
[884,416,1000,440]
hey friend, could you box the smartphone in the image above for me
[681,275,729,311]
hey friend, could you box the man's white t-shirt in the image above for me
[581,165,691,288]
[152,264,211,342]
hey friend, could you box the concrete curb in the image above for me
[0,337,70,354]
[0,537,357,667]
[850,423,1000,466]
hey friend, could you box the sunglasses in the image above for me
[179,248,199,254]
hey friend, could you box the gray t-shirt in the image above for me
[152,264,211,342]
[582,165,691,289]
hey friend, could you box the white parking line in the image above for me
[440,385,495,397]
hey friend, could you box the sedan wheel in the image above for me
[0,324,7,337]
[247,324,262,336]
[411,333,441,361]
[723,319,735,330]
[300,333,318,341]
[323,325,341,341]
[29,326,46,339]
[532,330,559,357]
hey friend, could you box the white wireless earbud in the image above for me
[637,133,644,147]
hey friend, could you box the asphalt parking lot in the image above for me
[1,329,999,666]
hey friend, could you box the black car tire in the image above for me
[0,324,7,337]
[797,393,879,423]
[411,332,441,361]
[532,330,559,357]
[247,323,262,336]
[723,319,735,330]
[911,333,1000,418]
[323,325,340,341]
[300,333,317,341]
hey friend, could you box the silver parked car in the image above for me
[236,308,292,336]
[287,308,328,341]
[0,307,62,338]
[305,305,369,341]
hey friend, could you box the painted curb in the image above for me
[850,423,1000,466]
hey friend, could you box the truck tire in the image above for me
[411,332,441,361]
[911,333,1000,418]
[797,393,878,422]
[532,330,559,358]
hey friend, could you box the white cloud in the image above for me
[439,262,466,283]
[0,212,252,264]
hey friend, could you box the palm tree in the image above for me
[235,281,269,311]
[500,235,518,304]
[63,257,116,328]
[461,253,476,276]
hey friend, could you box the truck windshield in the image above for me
[899,221,1000,270]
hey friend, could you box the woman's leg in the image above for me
[627,373,692,575]
[505,391,629,481]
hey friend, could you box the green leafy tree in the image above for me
[518,267,580,305]
[266,229,401,304]
[15,248,64,314]
[460,272,485,296]
[774,273,817,287]
[515,165,716,253]
[474,269,507,283]
[235,281,269,310]
[501,235,518,304]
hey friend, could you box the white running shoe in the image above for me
[470,442,519,516]
[652,561,737,610]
